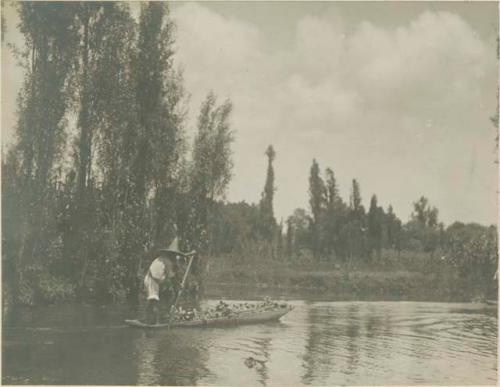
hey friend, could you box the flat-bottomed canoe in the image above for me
[125,305,293,329]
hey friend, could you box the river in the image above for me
[2,301,497,385]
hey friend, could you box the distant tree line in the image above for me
[207,157,498,298]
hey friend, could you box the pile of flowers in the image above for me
[172,298,289,322]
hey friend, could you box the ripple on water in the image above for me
[2,301,497,385]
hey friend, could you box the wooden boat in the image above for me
[125,305,293,329]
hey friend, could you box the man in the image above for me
[144,237,195,324]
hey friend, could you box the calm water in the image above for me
[2,301,497,385]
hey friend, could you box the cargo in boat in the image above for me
[125,303,293,329]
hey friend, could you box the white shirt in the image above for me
[148,257,176,283]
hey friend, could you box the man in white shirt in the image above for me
[144,238,195,324]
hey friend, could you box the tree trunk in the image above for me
[77,13,91,197]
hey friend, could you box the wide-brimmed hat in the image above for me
[158,237,186,257]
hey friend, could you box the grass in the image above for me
[202,250,481,302]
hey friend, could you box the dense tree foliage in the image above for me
[5,3,78,305]
[367,195,383,260]
[2,2,232,306]
[187,92,234,252]
[308,159,326,258]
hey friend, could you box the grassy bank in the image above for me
[203,252,495,302]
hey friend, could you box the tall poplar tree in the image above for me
[386,205,402,253]
[259,145,277,241]
[11,2,78,303]
[133,2,185,217]
[86,3,139,301]
[345,179,366,261]
[188,92,234,252]
[367,194,383,260]
[308,159,326,258]
[66,2,113,299]
[324,167,345,258]
[285,217,294,259]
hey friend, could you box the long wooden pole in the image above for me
[167,254,196,329]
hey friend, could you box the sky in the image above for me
[2,1,499,226]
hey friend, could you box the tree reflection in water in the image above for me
[301,303,389,384]
[345,305,361,376]
[244,336,271,386]
[301,302,354,384]
[134,329,212,386]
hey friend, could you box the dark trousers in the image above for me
[146,299,160,325]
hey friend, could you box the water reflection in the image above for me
[240,337,271,386]
[2,301,497,385]
[297,302,497,385]
[134,329,212,385]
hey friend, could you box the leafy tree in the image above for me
[285,217,294,259]
[133,2,185,214]
[72,3,109,196]
[62,3,153,302]
[87,3,140,302]
[324,168,338,205]
[15,2,77,188]
[188,92,234,251]
[288,208,312,255]
[345,179,366,262]
[65,3,119,300]
[308,159,326,258]
[367,194,383,260]
[309,159,326,226]
[323,167,346,259]
[385,205,402,252]
[8,2,78,303]
[349,179,363,213]
[406,196,441,256]
[276,220,284,259]
[445,222,498,297]
[411,196,438,228]
[2,151,24,306]
[259,145,277,241]
[208,201,261,255]
[90,2,187,300]
[131,3,187,298]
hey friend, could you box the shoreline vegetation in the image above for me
[203,253,496,303]
[1,2,497,312]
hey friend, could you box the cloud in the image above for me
[349,12,488,113]
[172,4,263,104]
[171,3,497,225]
